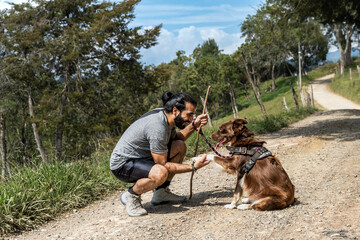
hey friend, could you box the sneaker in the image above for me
[120,190,148,217]
[151,187,187,205]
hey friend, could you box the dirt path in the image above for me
[311,74,360,110]
[12,76,360,240]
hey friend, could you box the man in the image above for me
[110,91,210,217]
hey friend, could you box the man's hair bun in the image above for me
[161,91,173,105]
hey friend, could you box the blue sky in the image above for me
[131,0,263,65]
[0,0,264,65]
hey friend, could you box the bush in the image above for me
[0,155,126,236]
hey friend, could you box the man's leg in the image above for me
[151,140,187,205]
[166,139,187,180]
[115,160,169,217]
[132,164,168,194]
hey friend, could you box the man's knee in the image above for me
[149,164,168,185]
[170,140,187,158]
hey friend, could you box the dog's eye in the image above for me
[220,129,226,133]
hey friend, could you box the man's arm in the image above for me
[151,152,209,173]
[175,113,208,141]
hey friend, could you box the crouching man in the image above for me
[110,91,210,216]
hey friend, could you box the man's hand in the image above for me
[194,114,208,129]
[193,154,210,170]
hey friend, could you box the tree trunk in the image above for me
[28,91,47,164]
[200,96,213,128]
[0,113,6,181]
[289,78,299,109]
[271,62,276,92]
[334,24,355,75]
[242,83,251,100]
[56,94,66,160]
[241,53,267,117]
[358,31,360,58]
[286,62,294,76]
[228,83,239,119]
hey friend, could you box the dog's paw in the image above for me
[191,155,215,162]
[241,198,250,204]
[237,204,251,210]
[206,154,216,161]
[224,203,237,209]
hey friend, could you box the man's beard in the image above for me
[174,113,190,129]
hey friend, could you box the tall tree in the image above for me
[0,0,161,163]
[274,0,360,74]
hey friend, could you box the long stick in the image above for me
[189,86,211,199]
[194,86,211,156]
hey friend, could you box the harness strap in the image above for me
[241,147,272,174]
[226,146,256,156]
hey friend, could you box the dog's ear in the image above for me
[233,118,247,131]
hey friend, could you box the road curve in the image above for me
[311,74,360,110]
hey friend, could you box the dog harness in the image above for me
[226,146,272,174]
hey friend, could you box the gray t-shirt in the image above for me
[110,108,177,170]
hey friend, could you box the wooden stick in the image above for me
[189,86,211,199]
[194,86,211,156]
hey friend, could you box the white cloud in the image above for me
[0,0,27,10]
[140,26,245,65]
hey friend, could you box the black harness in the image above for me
[226,146,272,175]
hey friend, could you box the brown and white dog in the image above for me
[208,118,295,211]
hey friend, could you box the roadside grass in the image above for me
[329,59,360,104]
[307,62,337,80]
[1,72,322,237]
[0,154,127,236]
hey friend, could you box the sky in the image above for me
[131,0,263,65]
[0,0,263,65]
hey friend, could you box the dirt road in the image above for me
[13,75,360,240]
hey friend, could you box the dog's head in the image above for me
[210,118,254,148]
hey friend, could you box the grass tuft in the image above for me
[0,155,126,236]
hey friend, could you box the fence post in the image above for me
[282,97,289,112]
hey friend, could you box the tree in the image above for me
[0,0,162,163]
[274,0,360,74]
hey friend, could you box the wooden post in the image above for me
[298,42,302,90]
[282,97,289,112]
[311,85,315,108]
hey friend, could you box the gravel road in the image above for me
[11,75,360,240]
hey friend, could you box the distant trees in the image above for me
[0,0,160,171]
[275,0,360,74]
[233,1,328,116]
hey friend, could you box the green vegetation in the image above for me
[307,62,338,80]
[0,154,127,235]
[329,59,360,104]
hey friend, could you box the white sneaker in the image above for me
[151,187,187,205]
[120,190,148,217]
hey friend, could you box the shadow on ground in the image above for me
[265,110,360,142]
[143,188,233,214]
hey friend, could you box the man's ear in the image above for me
[172,106,180,116]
